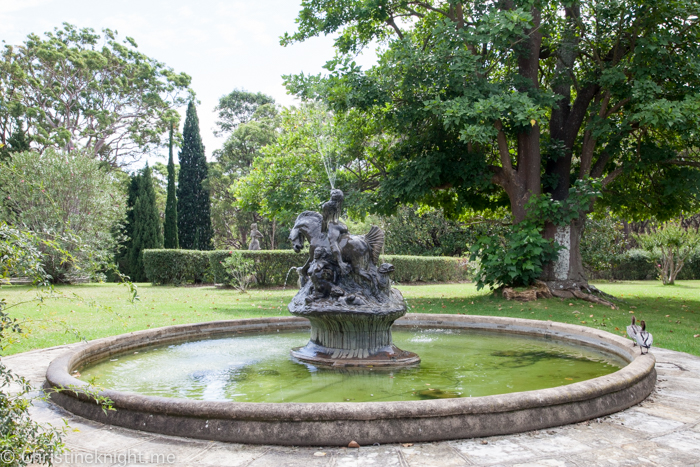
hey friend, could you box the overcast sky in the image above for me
[0,0,376,166]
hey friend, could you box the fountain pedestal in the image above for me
[287,190,420,368]
[289,301,419,367]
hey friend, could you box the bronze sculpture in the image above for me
[288,189,418,367]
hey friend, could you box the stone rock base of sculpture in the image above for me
[290,309,420,367]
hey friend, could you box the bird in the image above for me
[634,320,653,354]
[627,316,641,344]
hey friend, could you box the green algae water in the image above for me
[80,329,625,403]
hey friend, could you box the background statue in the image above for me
[248,223,263,250]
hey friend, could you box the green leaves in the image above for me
[233,103,338,224]
[634,222,700,285]
[213,90,276,137]
[526,179,602,227]
[0,149,125,283]
[470,223,561,290]
[177,102,212,251]
[1,23,192,166]
[221,252,256,292]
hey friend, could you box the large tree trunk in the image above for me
[540,217,615,306]
[541,217,587,287]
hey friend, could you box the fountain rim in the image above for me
[45,314,656,445]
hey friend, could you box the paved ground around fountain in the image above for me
[8,344,700,467]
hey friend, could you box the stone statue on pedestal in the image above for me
[248,223,263,250]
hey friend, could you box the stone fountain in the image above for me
[287,189,419,367]
[43,190,656,446]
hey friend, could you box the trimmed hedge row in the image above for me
[587,248,700,281]
[143,249,211,285]
[381,255,468,283]
[142,249,470,285]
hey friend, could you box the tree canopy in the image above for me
[283,0,700,219]
[0,23,192,166]
[213,89,276,137]
[234,103,343,225]
[280,0,700,288]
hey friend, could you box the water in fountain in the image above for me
[282,267,298,291]
[316,134,336,189]
[80,329,625,403]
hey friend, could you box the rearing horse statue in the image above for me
[289,210,384,286]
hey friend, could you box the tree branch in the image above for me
[494,120,514,178]
[602,167,624,187]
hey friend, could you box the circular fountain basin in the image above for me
[45,314,656,446]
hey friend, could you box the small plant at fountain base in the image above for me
[222,252,256,292]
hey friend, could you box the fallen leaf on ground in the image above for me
[402,443,414,447]
[314,452,327,457]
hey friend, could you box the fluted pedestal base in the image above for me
[289,308,420,367]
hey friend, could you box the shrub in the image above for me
[470,224,560,290]
[586,248,700,281]
[221,252,256,292]
[613,249,656,280]
[209,250,305,286]
[0,149,125,283]
[677,250,700,280]
[143,249,211,285]
[634,222,700,285]
[581,215,629,276]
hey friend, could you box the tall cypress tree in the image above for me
[129,165,163,281]
[116,174,141,277]
[163,122,179,248]
[177,101,213,250]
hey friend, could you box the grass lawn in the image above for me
[2,280,699,356]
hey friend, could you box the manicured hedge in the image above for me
[143,249,211,285]
[380,255,469,283]
[613,249,657,281]
[143,249,470,285]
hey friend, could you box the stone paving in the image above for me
[6,344,700,467]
